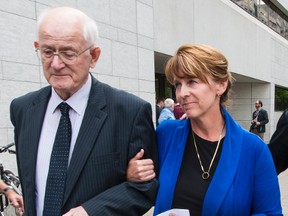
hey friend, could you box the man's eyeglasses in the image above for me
[35,46,92,65]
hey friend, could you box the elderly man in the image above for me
[10,7,158,216]
[158,98,176,125]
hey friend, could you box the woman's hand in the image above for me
[127,149,155,182]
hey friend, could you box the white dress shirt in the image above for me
[35,75,91,216]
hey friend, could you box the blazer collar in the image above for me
[202,109,243,215]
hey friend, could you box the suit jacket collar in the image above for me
[63,75,108,204]
[26,75,107,208]
[24,86,51,214]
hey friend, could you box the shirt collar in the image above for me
[50,75,91,115]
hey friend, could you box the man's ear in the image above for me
[90,46,101,68]
[34,41,39,49]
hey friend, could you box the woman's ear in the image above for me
[217,80,228,96]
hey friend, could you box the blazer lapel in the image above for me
[63,77,107,203]
[202,109,243,216]
[19,87,51,214]
[157,120,190,212]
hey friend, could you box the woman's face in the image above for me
[174,75,226,119]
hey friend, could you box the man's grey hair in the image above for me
[164,98,174,108]
[36,7,99,46]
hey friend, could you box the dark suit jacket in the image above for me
[10,75,159,215]
[269,108,288,174]
[251,108,269,133]
[156,105,162,126]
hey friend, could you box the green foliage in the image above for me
[275,86,288,111]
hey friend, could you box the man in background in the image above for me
[250,100,269,140]
[158,98,175,125]
[156,97,164,126]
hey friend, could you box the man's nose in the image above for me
[51,55,65,69]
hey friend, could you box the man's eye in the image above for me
[42,49,54,56]
[61,51,76,58]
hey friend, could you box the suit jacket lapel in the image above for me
[63,77,107,203]
[20,87,51,214]
[202,109,243,216]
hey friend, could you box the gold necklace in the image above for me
[192,126,224,180]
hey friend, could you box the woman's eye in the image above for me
[187,79,196,85]
[174,82,181,89]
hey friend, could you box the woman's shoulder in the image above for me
[242,129,270,155]
[156,119,189,148]
[157,119,187,133]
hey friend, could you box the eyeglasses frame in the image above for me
[35,45,93,65]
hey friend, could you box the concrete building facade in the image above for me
[0,0,288,165]
[1,0,288,214]
[154,0,288,143]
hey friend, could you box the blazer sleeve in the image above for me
[252,144,282,215]
[269,109,288,174]
[82,102,159,215]
[259,109,269,125]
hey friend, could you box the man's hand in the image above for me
[6,189,24,213]
[127,149,155,182]
[62,206,88,216]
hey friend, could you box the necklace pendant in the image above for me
[202,172,210,180]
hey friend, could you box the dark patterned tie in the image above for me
[43,102,71,216]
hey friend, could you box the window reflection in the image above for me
[231,0,288,40]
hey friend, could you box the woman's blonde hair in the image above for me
[165,44,233,105]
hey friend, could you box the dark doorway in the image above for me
[154,52,175,100]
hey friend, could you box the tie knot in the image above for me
[58,102,70,116]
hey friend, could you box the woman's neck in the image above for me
[190,113,225,142]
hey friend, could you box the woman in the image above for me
[128,44,282,215]
[0,179,24,212]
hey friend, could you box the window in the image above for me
[275,86,288,111]
[231,0,288,40]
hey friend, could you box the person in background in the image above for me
[250,100,269,140]
[158,98,175,125]
[173,102,186,120]
[269,108,288,175]
[0,179,24,212]
[127,44,282,215]
[156,97,165,126]
[10,7,158,216]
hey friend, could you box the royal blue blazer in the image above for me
[154,109,282,216]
